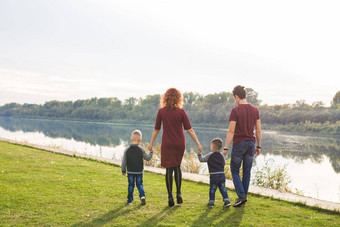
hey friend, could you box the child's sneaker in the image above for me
[140,197,146,205]
[207,202,215,208]
[223,200,231,208]
[126,200,133,205]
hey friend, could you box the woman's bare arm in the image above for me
[148,129,160,151]
[187,128,202,152]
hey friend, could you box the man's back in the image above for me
[229,104,259,144]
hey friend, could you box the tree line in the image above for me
[0,89,339,134]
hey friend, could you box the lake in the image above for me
[0,116,339,203]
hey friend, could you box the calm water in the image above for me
[0,116,339,203]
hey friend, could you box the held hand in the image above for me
[197,144,202,153]
[255,148,261,157]
[222,149,228,156]
[147,143,153,151]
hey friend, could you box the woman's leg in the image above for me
[174,165,182,195]
[166,167,174,197]
[166,167,175,206]
[174,165,183,203]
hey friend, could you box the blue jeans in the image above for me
[127,174,145,203]
[209,174,229,203]
[230,140,255,198]
[209,182,229,203]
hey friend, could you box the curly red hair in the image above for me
[161,88,183,109]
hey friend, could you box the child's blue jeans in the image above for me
[209,173,229,203]
[127,174,145,203]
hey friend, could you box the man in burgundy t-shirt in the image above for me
[223,86,262,207]
[229,104,260,144]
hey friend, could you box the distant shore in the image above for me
[1,115,339,137]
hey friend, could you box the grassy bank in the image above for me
[1,142,339,226]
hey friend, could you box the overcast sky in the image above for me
[1,0,339,106]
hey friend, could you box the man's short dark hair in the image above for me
[211,138,223,150]
[233,85,246,99]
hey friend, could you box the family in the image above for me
[121,85,262,208]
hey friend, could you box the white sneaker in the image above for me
[126,201,132,205]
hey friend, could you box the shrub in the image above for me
[252,158,291,192]
[224,158,243,180]
[181,149,202,174]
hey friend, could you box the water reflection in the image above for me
[0,117,339,172]
[260,133,340,173]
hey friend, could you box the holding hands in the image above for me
[222,147,228,156]
[197,143,202,153]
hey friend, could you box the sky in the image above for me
[1,0,339,106]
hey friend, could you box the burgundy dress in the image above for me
[154,107,192,168]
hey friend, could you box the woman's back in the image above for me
[155,107,192,168]
[155,107,191,146]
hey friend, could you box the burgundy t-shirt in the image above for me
[155,107,192,168]
[229,104,260,144]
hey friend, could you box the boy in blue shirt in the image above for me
[121,130,153,205]
[198,138,231,208]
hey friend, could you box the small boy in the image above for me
[197,138,231,208]
[121,130,153,205]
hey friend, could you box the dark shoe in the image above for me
[223,200,231,208]
[207,202,215,208]
[168,197,175,207]
[232,196,247,207]
[140,197,146,206]
[176,194,183,204]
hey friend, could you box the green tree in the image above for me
[331,91,340,108]
[245,88,261,106]
[312,101,325,110]
[293,100,312,111]
[124,97,138,110]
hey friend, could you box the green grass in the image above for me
[0,141,339,226]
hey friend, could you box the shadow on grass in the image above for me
[136,205,180,226]
[71,203,139,226]
[190,205,245,227]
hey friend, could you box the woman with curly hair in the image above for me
[148,88,202,207]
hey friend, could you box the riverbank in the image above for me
[1,141,339,226]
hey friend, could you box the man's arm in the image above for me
[222,121,236,156]
[255,119,262,156]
